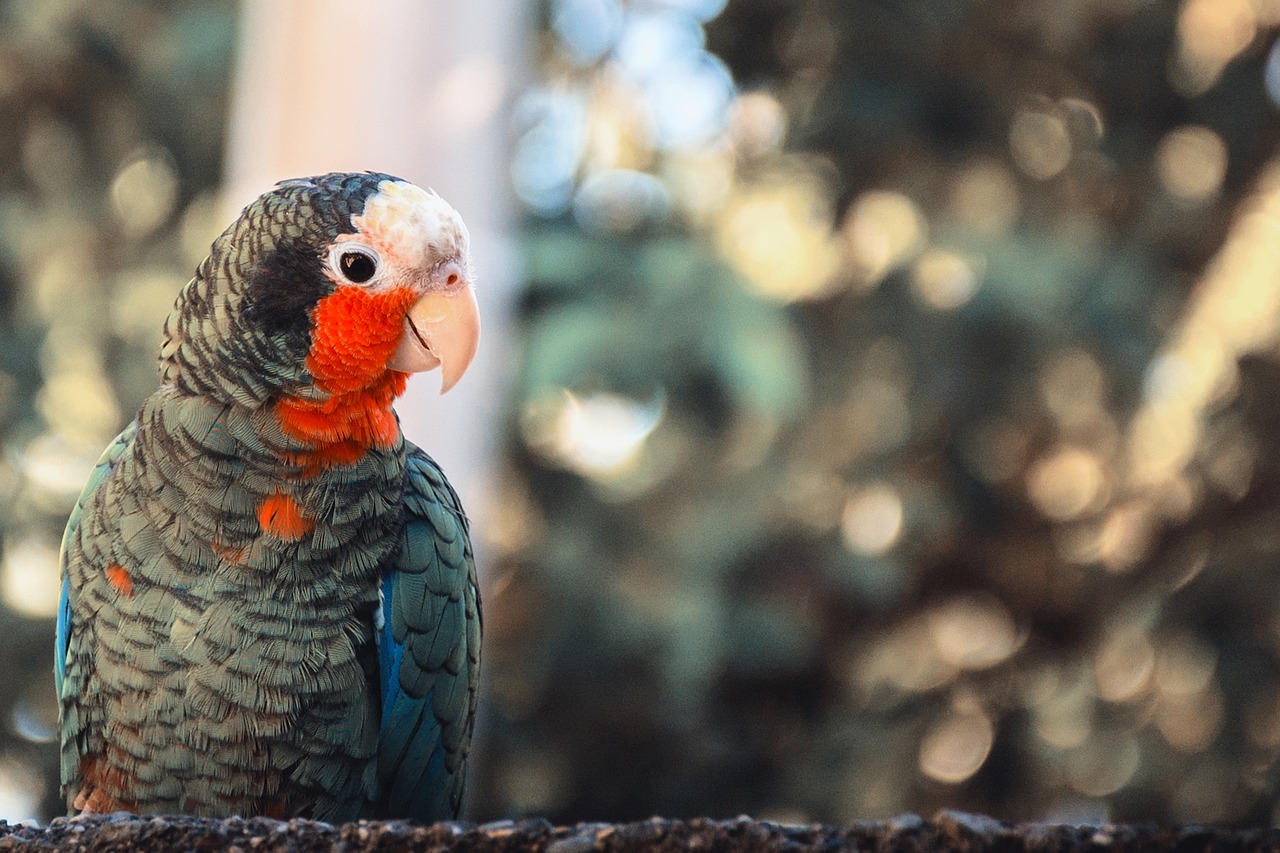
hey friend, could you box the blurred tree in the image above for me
[474,0,1280,827]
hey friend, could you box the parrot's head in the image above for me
[161,172,480,410]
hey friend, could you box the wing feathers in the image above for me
[373,446,480,820]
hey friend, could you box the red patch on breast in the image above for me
[211,540,247,565]
[277,285,413,472]
[105,564,133,597]
[258,492,315,541]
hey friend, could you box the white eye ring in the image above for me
[329,244,381,285]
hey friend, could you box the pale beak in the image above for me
[387,270,481,393]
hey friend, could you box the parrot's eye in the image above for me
[338,250,377,283]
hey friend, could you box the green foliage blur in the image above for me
[3,0,1280,830]
[474,0,1280,828]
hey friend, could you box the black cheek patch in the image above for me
[243,241,333,344]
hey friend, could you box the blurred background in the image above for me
[3,0,1280,829]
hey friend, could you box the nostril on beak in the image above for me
[436,260,465,291]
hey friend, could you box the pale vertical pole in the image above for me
[225,0,525,518]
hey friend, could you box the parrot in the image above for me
[54,172,482,822]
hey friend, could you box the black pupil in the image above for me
[340,251,376,283]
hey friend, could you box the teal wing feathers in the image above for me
[55,420,137,696]
[373,444,481,820]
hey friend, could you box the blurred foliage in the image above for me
[0,0,234,820]
[474,0,1280,828]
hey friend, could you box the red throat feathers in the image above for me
[276,285,414,470]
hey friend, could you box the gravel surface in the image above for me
[2,811,1278,851]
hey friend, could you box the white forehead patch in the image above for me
[342,180,469,272]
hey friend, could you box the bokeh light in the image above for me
[512,88,588,214]
[842,191,927,289]
[919,704,995,784]
[841,483,904,556]
[911,249,982,311]
[1027,447,1108,522]
[0,760,41,824]
[1157,126,1229,203]
[1173,0,1257,95]
[946,159,1021,235]
[1,538,61,619]
[726,91,787,161]
[1009,105,1072,181]
[1093,628,1155,704]
[926,595,1021,670]
[1067,731,1141,798]
[521,389,665,481]
[110,148,180,238]
[718,168,842,301]
[553,0,622,65]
